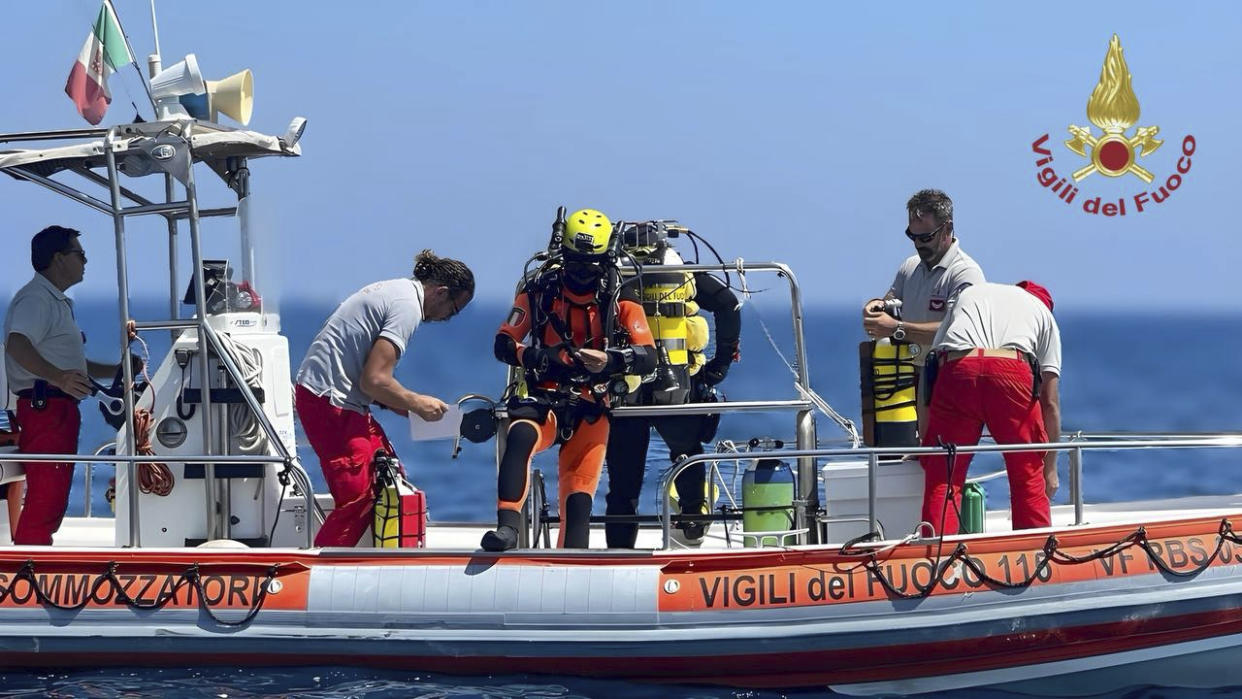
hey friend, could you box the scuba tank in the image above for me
[372,452,426,548]
[859,300,918,447]
[741,438,795,547]
[620,222,697,405]
[643,266,695,405]
[547,206,567,257]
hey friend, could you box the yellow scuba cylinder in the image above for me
[644,272,695,364]
[859,337,919,447]
[372,453,427,548]
[620,243,700,405]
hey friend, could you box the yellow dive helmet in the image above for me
[563,209,612,258]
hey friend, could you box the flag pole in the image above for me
[107,0,156,113]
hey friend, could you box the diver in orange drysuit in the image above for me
[483,208,655,551]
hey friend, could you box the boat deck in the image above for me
[17,492,1242,552]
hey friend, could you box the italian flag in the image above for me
[64,1,133,125]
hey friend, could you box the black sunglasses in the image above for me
[904,221,949,244]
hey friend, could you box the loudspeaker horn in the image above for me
[208,69,253,126]
[150,54,206,99]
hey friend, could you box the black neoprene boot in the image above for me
[481,509,523,552]
[480,526,518,552]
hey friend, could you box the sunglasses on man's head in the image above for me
[904,221,949,244]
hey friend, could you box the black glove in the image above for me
[523,347,555,374]
[702,356,731,386]
[602,347,635,375]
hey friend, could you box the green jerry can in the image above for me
[742,457,796,547]
[960,481,987,534]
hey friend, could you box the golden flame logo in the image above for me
[1064,35,1163,183]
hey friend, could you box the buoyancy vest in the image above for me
[623,248,710,405]
[501,266,648,406]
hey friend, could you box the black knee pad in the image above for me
[505,421,539,453]
[498,422,539,502]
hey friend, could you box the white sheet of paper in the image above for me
[408,405,463,441]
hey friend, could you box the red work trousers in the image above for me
[14,397,81,546]
[920,354,1050,535]
[295,385,393,547]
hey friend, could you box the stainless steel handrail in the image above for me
[104,129,142,546]
[0,453,282,464]
[656,435,1242,549]
[200,321,323,529]
[499,259,825,546]
[84,442,118,517]
[493,400,814,421]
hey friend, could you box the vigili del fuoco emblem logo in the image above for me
[1031,34,1195,216]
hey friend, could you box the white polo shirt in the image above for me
[931,283,1062,377]
[3,273,88,392]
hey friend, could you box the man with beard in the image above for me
[862,189,985,433]
[296,249,474,547]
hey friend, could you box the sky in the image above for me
[0,1,1239,311]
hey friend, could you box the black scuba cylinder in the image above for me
[548,206,567,257]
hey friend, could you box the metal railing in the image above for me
[658,434,1242,550]
[496,260,826,544]
[0,450,309,546]
[0,124,318,548]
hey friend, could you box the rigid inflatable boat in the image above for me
[3,31,1242,698]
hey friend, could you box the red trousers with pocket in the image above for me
[919,353,1050,535]
[14,397,81,546]
[295,385,394,547]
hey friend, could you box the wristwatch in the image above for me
[892,322,907,342]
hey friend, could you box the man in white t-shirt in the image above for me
[919,281,1062,535]
[294,250,473,547]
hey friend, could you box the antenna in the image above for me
[147,0,163,91]
[150,0,161,57]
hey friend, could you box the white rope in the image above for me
[215,333,268,454]
[732,257,750,310]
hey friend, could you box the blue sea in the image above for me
[3,299,1241,698]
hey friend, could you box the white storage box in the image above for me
[821,458,925,543]
[0,448,22,485]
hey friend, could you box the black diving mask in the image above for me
[563,259,605,294]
